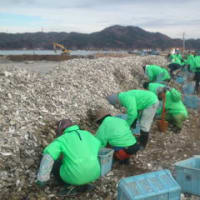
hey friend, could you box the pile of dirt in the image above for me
[6,52,130,62]
[7,55,83,61]
[0,55,199,200]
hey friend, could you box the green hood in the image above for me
[169,88,181,102]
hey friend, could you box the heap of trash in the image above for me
[2,55,199,200]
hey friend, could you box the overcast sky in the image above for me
[0,0,199,39]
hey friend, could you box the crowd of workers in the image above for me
[35,51,198,196]
[168,52,200,93]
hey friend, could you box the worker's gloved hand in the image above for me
[139,130,149,150]
[36,180,47,188]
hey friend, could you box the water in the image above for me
[0,49,127,56]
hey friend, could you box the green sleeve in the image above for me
[37,154,54,182]
[146,67,153,81]
[43,141,62,161]
[120,95,138,126]
[95,126,107,148]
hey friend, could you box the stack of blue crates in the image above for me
[98,148,114,176]
[175,75,186,84]
[182,82,195,95]
[174,156,200,196]
[117,169,181,200]
[183,95,200,109]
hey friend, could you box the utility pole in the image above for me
[183,32,185,53]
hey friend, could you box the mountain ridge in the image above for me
[0,25,199,50]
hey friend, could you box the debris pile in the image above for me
[1,55,199,200]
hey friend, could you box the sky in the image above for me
[0,0,199,39]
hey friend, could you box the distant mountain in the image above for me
[0,25,199,50]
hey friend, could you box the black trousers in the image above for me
[52,160,67,186]
[168,63,181,77]
[124,143,140,155]
[194,72,200,93]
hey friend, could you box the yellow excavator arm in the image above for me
[53,42,71,55]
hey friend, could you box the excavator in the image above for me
[53,42,71,55]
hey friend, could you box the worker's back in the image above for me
[119,89,158,111]
[44,125,101,185]
[95,116,136,148]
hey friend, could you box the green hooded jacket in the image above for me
[145,65,170,82]
[165,89,188,116]
[170,54,182,61]
[169,54,177,61]
[148,82,166,94]
[176,54,182,60]
[193,56,200,72]
[95,116,137,147]
[43,125,101,185]
[118,90,158,126]
[184,54,195,70]
[148,83,188,117]
[171,57,184,66]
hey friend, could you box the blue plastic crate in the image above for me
[98,148,114,176]
[117,169,181,200]
[182,82,195,95]
[183,95,200,109]
[174,156,200,196]
[175,76,186,84]
[115,114,140,135]
[185,71,194,81]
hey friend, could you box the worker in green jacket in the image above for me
[143,65,171,83]
[184,54,195,70]
[106,90,159,149]
[193,56,200,94]
[95,108,140,164]
[36,119,101,196]
[143,82,188,132]
[168,56,185,77]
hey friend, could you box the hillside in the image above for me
[0,25,199,50]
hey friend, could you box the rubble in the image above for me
[0,55,200,200]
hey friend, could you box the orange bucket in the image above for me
[157,119,168,132]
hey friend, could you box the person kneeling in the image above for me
[36,119,101,196]
[95,108,140,165]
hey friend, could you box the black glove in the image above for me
[139,130,149,149]
[125,143,140,155]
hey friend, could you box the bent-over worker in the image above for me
[144,82,188,133]
[36,119,101,196]
[106,89,159,149]
[143,65,171,83]
[95,108,140,164]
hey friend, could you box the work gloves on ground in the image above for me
[139,130,149,150]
